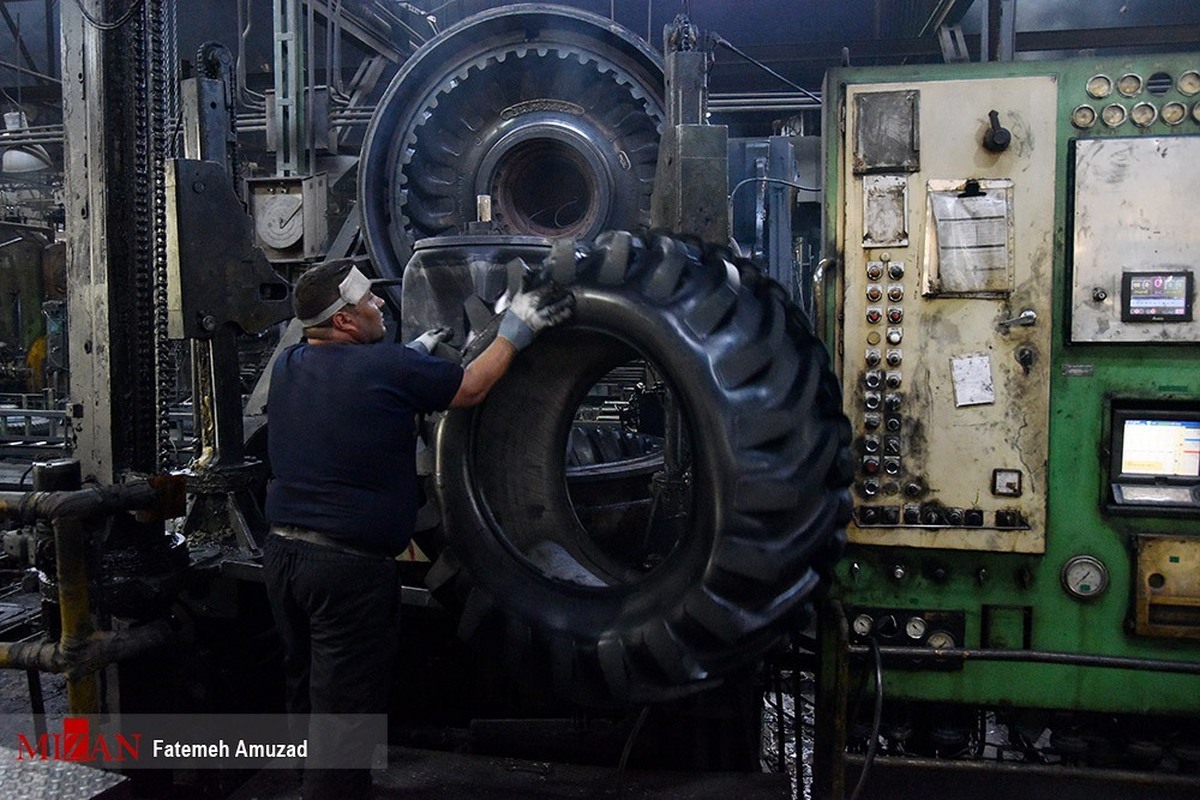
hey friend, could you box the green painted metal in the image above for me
[822,53,1200,715]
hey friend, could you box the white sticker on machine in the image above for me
[950,353,995,407]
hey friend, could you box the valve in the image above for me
[984,109,1012,153]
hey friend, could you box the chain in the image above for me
[150,0,174,471]
[131,7,156,471]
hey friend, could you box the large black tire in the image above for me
[428,231,852,709]
[359,5,663,281]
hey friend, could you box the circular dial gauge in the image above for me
[905,616,927,640]
[1061,555,1109,599]
[1117,73,1143,97]
[926,630,955,650]
[1071,104,1097,129]
[256,193,305,249]
[1179,70,1200,96]
[1102,103,1127,128]
[1086,74,1113,98]
[1161,101,1187,125]
[1130,102,1158,128]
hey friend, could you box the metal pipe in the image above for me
[53,516,97,712]
[0,623,174,681]
[846,642,1200,675]
[0,57,60,84]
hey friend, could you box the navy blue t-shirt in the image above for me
[265,341,464,555]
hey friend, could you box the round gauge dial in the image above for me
[1130,102,1158,128]
[926,630,955,650]
[905,616,927,640]
[1161,101,1187,126]
[256,193,305,249]
[1117,73,1143,97]
[1086,74,1112,99]
[1179,69,1200,96]
[852,614,873,637]
[1071,104,1097,129]
[1102,103,1127,128]
[1061,555,1109,600]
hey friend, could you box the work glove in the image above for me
[497,266,576,351]
[406,326,453,355]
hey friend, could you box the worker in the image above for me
[262,257,574,800]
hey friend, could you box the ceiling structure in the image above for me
[0,0,1199,189]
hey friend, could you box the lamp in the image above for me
[1,111,52,174]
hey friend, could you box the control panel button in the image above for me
[887,284,904,302]
[885,371,902,388]
[866,285,883,302]
[865,392,881,411]
[885,349,902,366]
[863,436,880,453]
[864,412,881,430]
[867,308,883,324]
[888,262,905,280]
[865,349,882,366]
[887,307,904,324]
[883,456,901,476]
[886,327,903,345]
[866,263,884,281]
[885,393,903,412]
[863,456,881,475]
[884,435,901,454]
[864,371,882,389]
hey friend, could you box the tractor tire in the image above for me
[427,231,852,709]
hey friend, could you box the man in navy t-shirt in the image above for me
[263,257,573,799]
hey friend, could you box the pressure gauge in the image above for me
[904,616,927,640]
[1178,69,1200,96]
[852,614,874,637]
[1086,74,1113,99]
[1101,103,1127,128]
[1061,555,1109,600]
[255,193,305,249]
[926,630,956,650]
[1070,104,1097,129]
[1117,72,1143,97]
[1161,101,1187,126]
[1130,102,1158,128]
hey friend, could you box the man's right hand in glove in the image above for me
[450,262,576,408]
[497,270,576,351]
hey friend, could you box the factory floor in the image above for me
[229,746,792,799]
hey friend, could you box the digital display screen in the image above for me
[1120,419,1200,477]
[1121,271,1193,322]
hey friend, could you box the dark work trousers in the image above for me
[263,534,400,800]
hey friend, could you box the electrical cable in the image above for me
[848,637,884,800]
[710,33,822,105]
[69,0,146,31]
[727,176,819,261]
[615,705,651,799]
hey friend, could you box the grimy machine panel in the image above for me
[822,55,1200,717]
[840,76,1056,553]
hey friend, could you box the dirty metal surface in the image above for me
[0,746,129,799]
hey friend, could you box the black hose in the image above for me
[849,637,884,800]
